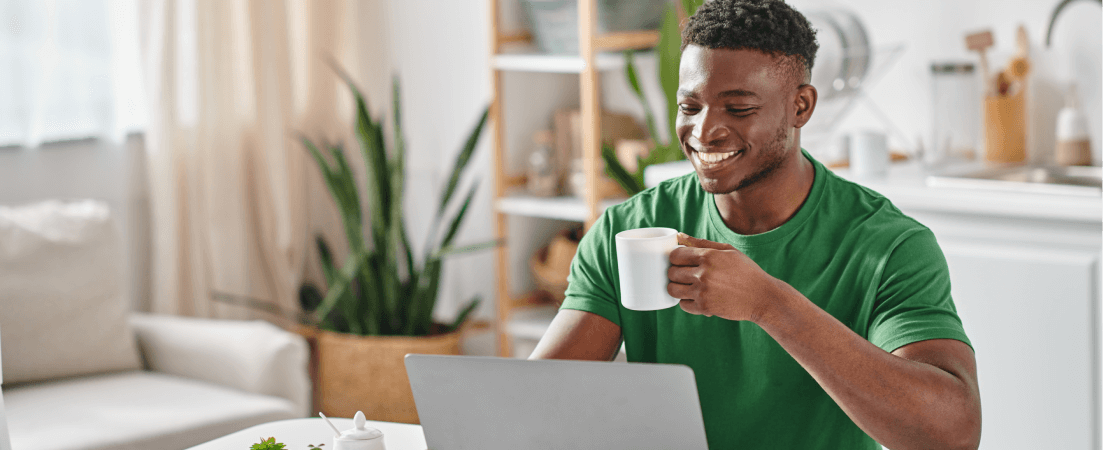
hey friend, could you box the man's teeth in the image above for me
[695,151,736,163]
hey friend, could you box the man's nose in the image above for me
[693,107,731,145]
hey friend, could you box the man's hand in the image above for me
[667,233,780,322]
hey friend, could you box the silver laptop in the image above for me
[404,354,709,450]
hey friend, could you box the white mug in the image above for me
[850,130,889,179]
[615,227,683,311]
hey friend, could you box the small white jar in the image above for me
[333,411,386,450]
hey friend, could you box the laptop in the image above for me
[404,354,709,450]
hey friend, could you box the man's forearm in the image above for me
[753,278,981,450]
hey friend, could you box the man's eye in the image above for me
[679,104,700,114]
[728,107,754,115]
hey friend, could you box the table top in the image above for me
[188,418,427,450]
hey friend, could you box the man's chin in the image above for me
[697,175,737,195]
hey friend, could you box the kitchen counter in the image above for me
[831,161,1102,224]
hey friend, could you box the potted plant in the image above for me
[602,0,704,194]
[298,68,492,424]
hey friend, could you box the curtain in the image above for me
[138,0,392,323]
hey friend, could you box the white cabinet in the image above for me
[850,163,1102,450]
[943,241,1098,450]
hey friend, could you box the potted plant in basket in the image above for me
[298,67,493,424]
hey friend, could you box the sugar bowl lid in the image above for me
[338,411,383,440]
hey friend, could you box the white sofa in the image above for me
[0,200,311,450]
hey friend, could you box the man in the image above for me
[529,1,982,449]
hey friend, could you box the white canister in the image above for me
[850,130,889,179]
[334,411,386,450]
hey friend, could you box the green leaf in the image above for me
[413,258,445,335]
[657,4,682,146]
[315,248,369,328]
[623,51,660,142]
[439,180,480,250]
[250,436,286,450]
[602,143,645,195]
[437,107,489,218]
[327,144,365,250]
[315,236,362,334]
[681,0,704,17]
[446,295,481,333]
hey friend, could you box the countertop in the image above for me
[831,161,1102,223]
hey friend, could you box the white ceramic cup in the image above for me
[850,130,889,179]
[615,227,683,311]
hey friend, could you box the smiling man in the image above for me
[528,1,981,449]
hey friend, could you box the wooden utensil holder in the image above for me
[983,90,1026,164]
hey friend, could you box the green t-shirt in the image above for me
[561,150,971,449]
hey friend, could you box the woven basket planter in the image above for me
[300,325,464,424]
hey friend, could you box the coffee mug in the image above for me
[615,227,682,311]
[850,130,889,179]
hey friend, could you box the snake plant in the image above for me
[602,0,704,195]
[301,69,491,336]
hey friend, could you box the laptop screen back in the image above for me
[405,355,708,450]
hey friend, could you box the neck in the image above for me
[713,148,815,235]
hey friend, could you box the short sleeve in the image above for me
[559,210,622,327]
[867,228,972,353]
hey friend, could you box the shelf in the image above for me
[492,51,650,74]
[504,304,559,341]
[495,194,625,222]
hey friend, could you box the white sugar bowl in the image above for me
[334,411,386,450]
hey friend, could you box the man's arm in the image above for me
[528,309,622,361]
[669,234,981,450]
[758,282,981,450]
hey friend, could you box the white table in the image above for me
[188,418,427,450]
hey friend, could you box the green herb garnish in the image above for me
[250,437,287,450]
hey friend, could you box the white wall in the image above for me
[385,2,497,324]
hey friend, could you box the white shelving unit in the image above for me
[492,52,636,73]
[488,0,660,357]
[495,195,624,222]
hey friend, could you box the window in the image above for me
[0,0,145,148]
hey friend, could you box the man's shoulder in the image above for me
[820,169,930,245]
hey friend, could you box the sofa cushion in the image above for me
[4,371,299,450]
[0,200,141,384]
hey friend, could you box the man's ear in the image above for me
[793,83,817,128]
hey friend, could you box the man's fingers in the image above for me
[677,232,733,250]
[667,279,694,300]
[679,299,705,315]
[667,265,697,285]
[669,246,705,266]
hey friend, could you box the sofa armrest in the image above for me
[128,313,310,417]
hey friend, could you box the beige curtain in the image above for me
[138,0,392,324]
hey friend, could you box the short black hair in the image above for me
[682,0,819,85]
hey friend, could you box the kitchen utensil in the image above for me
[965,30,995,95]
[983,90,1027,163]
[805,8,871,99]
[319,412,342,437]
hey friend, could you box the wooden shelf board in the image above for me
[504,304,559,341]
[495,194,626,222]
[594,30,661,51]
